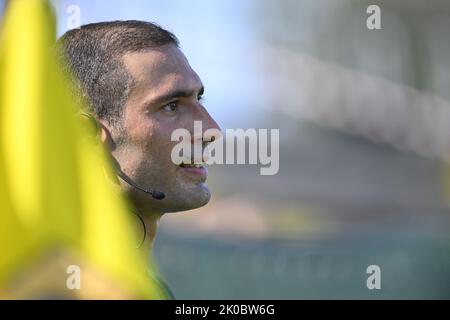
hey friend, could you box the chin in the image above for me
[165,184,211,213]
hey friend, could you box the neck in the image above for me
[107,157,163,255]
[114,174,163,255]
[130,196,163,257]
[138,211,160,254]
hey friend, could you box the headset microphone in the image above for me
[117,171,166,200]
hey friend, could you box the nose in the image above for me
[186,105,222,163]
[203,111,221,144]
[194,105,222,145]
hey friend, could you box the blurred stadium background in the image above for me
[3,0,450,298]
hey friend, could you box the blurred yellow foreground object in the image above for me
[0,0,166,299]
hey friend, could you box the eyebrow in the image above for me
[149,86,205,106]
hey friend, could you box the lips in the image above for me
[178,161,208,180]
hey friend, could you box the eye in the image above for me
[162,102,178,114]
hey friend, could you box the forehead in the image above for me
[122,45,202,98]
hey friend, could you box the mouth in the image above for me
[179,162,205,168]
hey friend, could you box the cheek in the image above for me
[144,122,178,161]
[126,114,183,165]
[125,113,156,146]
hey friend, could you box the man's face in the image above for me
[108,44,220,213]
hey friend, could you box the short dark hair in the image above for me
[58,20,179,126]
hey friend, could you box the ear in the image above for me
[95,120,121,185]
[97,121,116,151]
